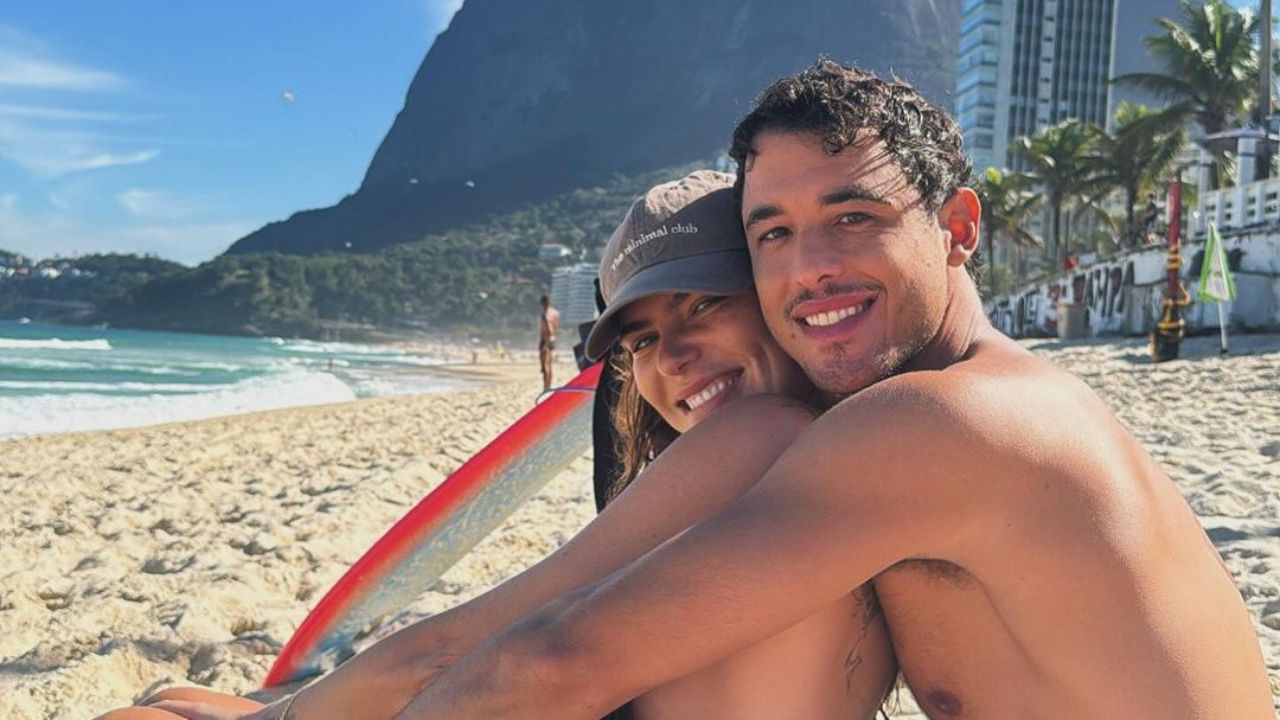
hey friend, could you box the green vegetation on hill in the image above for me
[0,254,185,322]
[56,163,703,338]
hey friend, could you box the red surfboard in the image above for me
[263,362,603,687]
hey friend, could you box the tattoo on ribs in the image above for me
[844,588,883,692]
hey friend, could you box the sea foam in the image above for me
[0,370,357,439]
[0,337,112,351]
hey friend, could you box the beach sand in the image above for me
[2,338,1278,718]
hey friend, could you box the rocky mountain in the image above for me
[228,0,959,256]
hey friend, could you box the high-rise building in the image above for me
[957,0,1120,173]
[1110,0,1186,109]
[550,262,599,329]
[957,0,1186,173]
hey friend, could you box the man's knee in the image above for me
[94,708,182,720]
[140,686,261,710]
[141,687,210,705]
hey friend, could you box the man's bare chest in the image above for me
[872,560,1035,719]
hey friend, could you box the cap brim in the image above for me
[585,249,753,361]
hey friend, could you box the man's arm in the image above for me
[160,396,818,720]
[393,377,1007,719]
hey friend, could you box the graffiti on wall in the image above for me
[988,259,1138,337]
[987,231,1280,338]
[1080,260,1135,333]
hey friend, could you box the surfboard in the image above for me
[263,362,603,687]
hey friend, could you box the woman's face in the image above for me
[615,291,812,433]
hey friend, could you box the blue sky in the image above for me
[0,1,462,265]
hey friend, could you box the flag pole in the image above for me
[1151,173,1188,362]
[1217,300,1229,354]
[1199,219,1239,356]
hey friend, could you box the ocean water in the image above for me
[0,320,471,440]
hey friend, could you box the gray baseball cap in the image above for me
[585,170,753,361]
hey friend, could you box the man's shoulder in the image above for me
[822,362,1042,431]
[809,350,1098,476]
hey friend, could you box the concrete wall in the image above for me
[985,231,1280,338]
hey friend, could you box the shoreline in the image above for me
[1,315,575,442]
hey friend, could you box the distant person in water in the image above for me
[539,294,561,390]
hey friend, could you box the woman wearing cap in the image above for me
[101,172,895,720]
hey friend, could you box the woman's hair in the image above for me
[605,349,679,503]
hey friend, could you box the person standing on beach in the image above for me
[389,60,1275,719]
[539,295,560,390]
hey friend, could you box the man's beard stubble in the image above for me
[778,281,932,398]
[809,331,927,399]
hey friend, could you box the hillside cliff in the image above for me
[228,0,959,256]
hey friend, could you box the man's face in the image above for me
[740,131,966,395]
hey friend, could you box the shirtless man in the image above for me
[391,60,1274,719]
[539,295,561,390]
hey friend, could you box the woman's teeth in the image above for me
[685,375,735,411]
[802,302,867,327]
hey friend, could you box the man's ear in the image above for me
[938,187,981,268]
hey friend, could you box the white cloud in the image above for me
[117,188,207,220]
[0,26,151,178]
[0,103,153,123]
[0,118,160,178]
[0,24,123,92]
[61,149,160,174]
[0,52,123,91]
[0,25,258,265]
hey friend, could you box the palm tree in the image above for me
[1112,0,1258,187]
[1086,102,1187,248]
[1015,119,1099,268]
[977,167,1043,295]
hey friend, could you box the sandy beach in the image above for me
[2,338,1278,718]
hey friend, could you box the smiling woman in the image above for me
[583,170,814,491]
[603,290,812,500]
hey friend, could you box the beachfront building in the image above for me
[956,0,1182,174]
[550,262,598,330]
[1110,0,1187,108]
[957,0,1118,173]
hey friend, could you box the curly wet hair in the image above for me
[729,59,981,285]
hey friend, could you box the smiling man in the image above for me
[391,61,1273,719]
